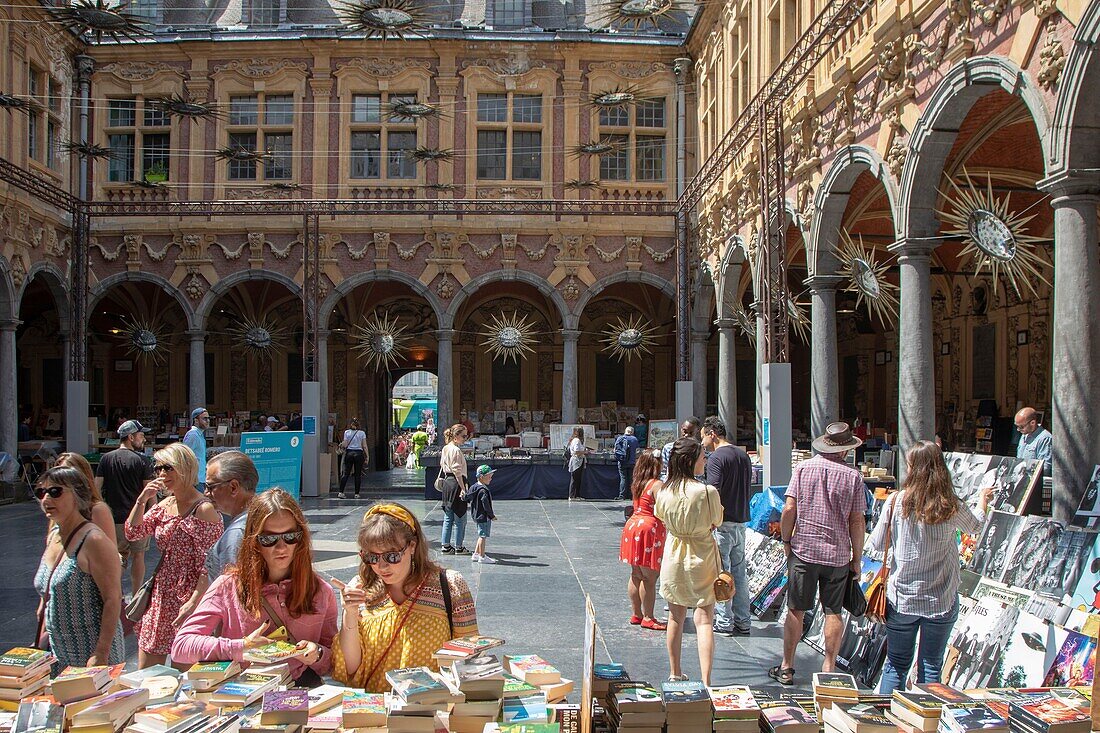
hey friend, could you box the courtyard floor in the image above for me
[0,469,827,693]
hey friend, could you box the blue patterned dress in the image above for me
[34,532,125,672]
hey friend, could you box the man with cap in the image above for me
[182,407,210,492]
[468,465,499,564]
[633,414,648,448]
[96,419,154,593]
[771,421,866,686]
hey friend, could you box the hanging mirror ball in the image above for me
[619,0,671,17]
[362,6,413,28]
[618,328,644,349]
[132,329,158,353]
[371,332,396,354]
[245,327,273,350]
[852,258,882,299]
[498,327,522,349]
[967,209,1017,262]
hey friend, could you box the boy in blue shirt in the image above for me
[470,465,498,564]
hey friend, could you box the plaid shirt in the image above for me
[785,453,867,567]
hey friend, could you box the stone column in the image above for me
[188,330,206,410]
[0,320,18,463]
[1040,174,1100,520]
[561,329,580,424]
[889,240,937,482]
[691,330,709,419]
[806,275,845,441]
[436,329,455,442]
[715,318,737,435]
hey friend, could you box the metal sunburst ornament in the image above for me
[118,317,169,365]
[937,170,1050,298]
[336,0,434,39]
[601,315,658,362]
[426,183,456,191]
[49,0,150,43]
[733,304,757,347]
[786,297,810,345]
[408,147,454,163]
[565,179,602,190]
[594,0,684,31]
[588,86,647,111]
[0,93,34,115]
[227,317,288,355]
[148,94,225,122]
[352,312,410,371]
[131,179,165,189]
[480,312,537,364]
[384,99,445,122]
[569,138,626,159]
[59,140,114,160]
[215,146,266,164]
[838,232,899,328]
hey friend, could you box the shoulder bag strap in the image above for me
[148,497,207,583]
[260,595,297,644]
[881,493,897,571]
[438,569,454,638]
[361,579,427,686]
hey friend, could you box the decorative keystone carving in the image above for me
[1037,31,1066,89]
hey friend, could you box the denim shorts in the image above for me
[476,520,492,538]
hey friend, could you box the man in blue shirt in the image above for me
[614,426,640,501]
[1014,406,1052,476]
[182,407,210,491]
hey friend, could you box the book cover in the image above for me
[118,666,181,689]
[1010,696,1089,728]
[966,512,1026,582]
[184,663,238,681]
[384,667,444,702]
[760,699,818,727]
[917,684,972,704]
[660,680,711,706]
[1069,531,1100,612]
[433,636,505,658]
[131,701,208,733]
[709,686,759,718]
[259,691,309,726]
[993,611,1062,688]
[938,703,1007,732]
[592,664,627,680]
[942,598,1020,690]
[340,691,384,728]
[813,673,858,695]
[243,642,299,665]
[1043,631,1097,687]
[0,650,52,677]
[72,689,149,726]
[893,692,947,716]
[1037,528,1097,600]
[501,694,548,723]
[502,674,537,698]
[612,686,661,710]
[13,700,62,733]
[1000,517,1066,592]
[505,656,560,685]
[844,703,893,727]
[451,655,504,683]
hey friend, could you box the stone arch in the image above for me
[18,261,70,332]
[691,268,715,333]
[1048,0,1100,176]
[716,236,746,317]
[444,270,570,331]
[194,270,302,331]
[90,272,197,331]
[900,55,1053,239]
[570,271,676,324]
[809,145,901,277]
[319,270,445,332]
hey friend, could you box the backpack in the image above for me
[613,435,627,462]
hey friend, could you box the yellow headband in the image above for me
[365,503,416,531]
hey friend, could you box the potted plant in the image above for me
[143,162,168,183]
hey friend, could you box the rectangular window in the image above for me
[352,94,381,123]
[477,94,508,123]
[599,106,629,127]
[143,103,169,127]
[493,0,525,27]
[108,134,135,182]
[635,136,665,181]
[512,130,541,180]
[263,133,293,179]
[227,93,293,181]
[350,131,381,178]
[264,94,294,125]
[46,119,57,169]
[477,130,507,179]
[108,99,137,128]
[600,134,629,181]
[129,0,157,20]
[27,113,39,163]
[386,131,416,179]
[227,132,257,180]
[252,0,279,26]
[635,99,665,128]
[142,133,170,179]
[229,96,259,125]
[512,94,541,123]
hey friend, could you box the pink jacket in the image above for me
[171,572,338,679]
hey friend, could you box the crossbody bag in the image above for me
[124,498,206,623]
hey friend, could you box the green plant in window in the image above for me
[143,161,168,182]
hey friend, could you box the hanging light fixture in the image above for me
[593,0,685,31]
[227,316,287,355]
[148,94,225,122]
[117,317,169,365]
[837,232,899,328]
[569,138,626,159]
[49,0,150,43]
[480,312,537,364]
[59,140,114,160]
[352,312,410,371]
[335,0,435,40]
[408,147,454,163]
[601,315,658,362]
[383,98,445,122]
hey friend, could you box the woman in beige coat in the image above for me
[654,436,723,684]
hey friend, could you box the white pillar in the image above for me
[691,331,708,419]
[889,240,936,483]
[716,317,737,435]
[807,275,844,441]
[1040,174,1100,521]
[561,329,579,424]
[0,320,18,462]
[761,362,792,488]
[436,329,455,440]
[65,381,90,454]
[188,330,206,410]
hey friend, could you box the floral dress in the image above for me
[619,480,666,571]
[332,569,478,693]
[125,501,223,655]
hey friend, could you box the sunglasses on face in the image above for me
[34,485,65,500]
[257,530,304,547]
[153,464,175,473]
[361,545,410,565]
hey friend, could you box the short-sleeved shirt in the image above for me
[182,426,207,483]
[206,510,249,581]
[705,443,753,523]
[97,447,153,523]
[785,453,867,567]
[1016,426,1052,475]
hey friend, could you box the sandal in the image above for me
[768,665,795,686]
[641,618,667,631]
[629,615,643,625]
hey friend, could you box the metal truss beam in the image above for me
[0,156,79,211]
[302,213,320,383]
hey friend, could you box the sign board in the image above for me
[303,416,317,436]
[240,431,304,499]
[549,424,595,451]
[647,419,677,450]
[763,417,771,446]
[581,595,596,733]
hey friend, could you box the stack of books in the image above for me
[208,673,282,707]
[384,667,461,733]
[938,703,1009,733]
[708,685,761,732]
[660,680,711,733]
[759,698,819,733]
[340,692,385,730]
[69,688,151,733]
[891,690,951,733]
[822,701,895,733]
[504,656,572,705]
[126,701,210,733]
[813,673,860,716]
[0,650,53,707]
[1006,691,1091,733]
[51,666,122,705]
[439,656,504,733]
[182,663,240,696]
[430,636,505,665]
[592,664,629,700]
[116,667,182,707]
[607,681,664,733]
[258,691,311,727]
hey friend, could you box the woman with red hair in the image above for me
[171,489,338,686]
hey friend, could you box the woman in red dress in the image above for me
[619,449,667,630]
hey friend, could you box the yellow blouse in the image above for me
[332,569,478,693]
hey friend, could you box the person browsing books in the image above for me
[171,489,338,687]
[567,427,590,501]
[618,449,667,631]
[654,437,723,684]
[331,503,478,693]
[468,465,498,564]
[33,467,126,673]
[439,425,471,555]
[867,441,992,693]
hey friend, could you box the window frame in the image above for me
[26,64,62,172]
[347,92,419,182]
[597,95,669,183]
[103,95,172,184]
[474,91,545,182]
[223,92,296,182]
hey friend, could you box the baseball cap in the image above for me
[267,416,278,424]
[476,465,496,478]
[118,420,148,438]
[190,407,208,421]
[636,413,646,420]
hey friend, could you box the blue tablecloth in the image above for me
[422,461,621,500]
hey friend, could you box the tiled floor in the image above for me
[2,470,828,692]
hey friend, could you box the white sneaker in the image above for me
[479,555,499,564]
[471,554,482,562]
[337,492,346,499]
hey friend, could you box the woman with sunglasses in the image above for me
[32,467,125,672]
[172,489,338,687]
[54,453,116,543]
[125,443,223,668]
[332,503,478,692]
